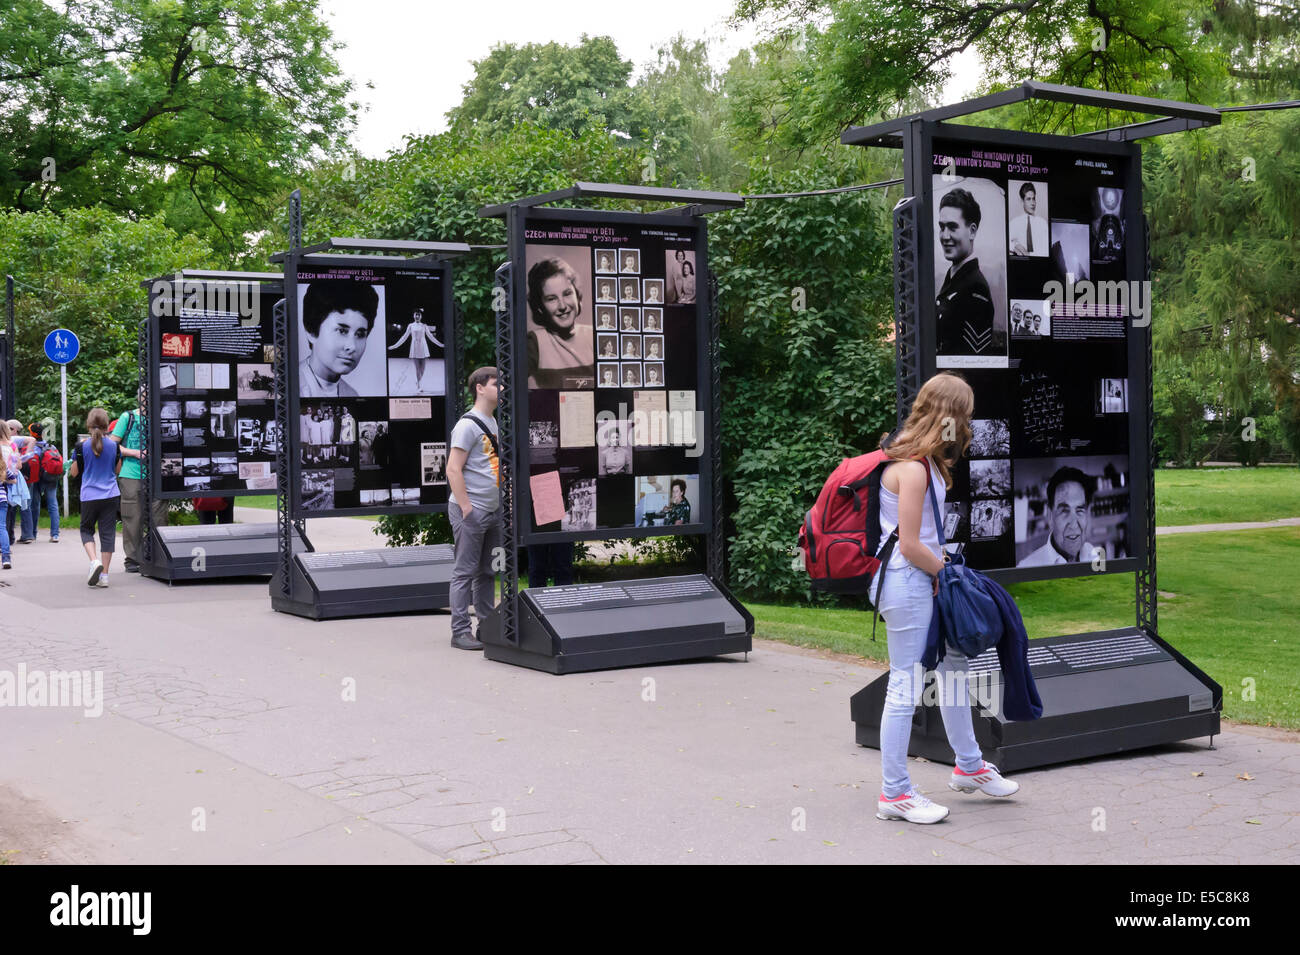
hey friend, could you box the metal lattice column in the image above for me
[892,196,924,427]
[273,295,292,596]
[707,270,724,581]
[1136,216,1158,636]
[137,317,154,563]
[493,259,519,644]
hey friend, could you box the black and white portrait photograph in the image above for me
[1091,187,1125,265]
[643,362,665,388]
[597,362,619,388]
[932,177,1008,367]
[970,458,1012,498]
[237,363,275,400]
[620,334,641,360]
[1007,180,1048,257]
[597,333,619,361]
[595,305,618,330]
[619,277,640,303]
[641,307,663,332]
[597,418,633,476]
[619,249,641,274]
[643,335,665,362]
[1014,454,1130,567]
[665,249,696,305]
[621,363,642,388]
[297,274,388,398]
[596,277,617,303]
[1096,378,1128,414]
[619,307,640,333]
[595,249,617,274]
[524,246,595,390]
[969,418,1011,457]
[642,278,665,305]
[1010,298,1052,337]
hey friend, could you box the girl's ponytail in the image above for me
[86,407,110,457]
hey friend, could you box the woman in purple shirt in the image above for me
[69,408,124,587]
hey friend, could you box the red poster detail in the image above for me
[161,333,194,358]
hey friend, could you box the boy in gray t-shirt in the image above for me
[445,367,501,650]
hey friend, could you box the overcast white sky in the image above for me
[320,0,984,157]
[321,0,760,156]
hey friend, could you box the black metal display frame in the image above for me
[267,189,472,617]
[476,184,752,670]
[844,84,1223,769]
[140,269,284,501]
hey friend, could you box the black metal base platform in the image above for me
[479,574,753,674]
[849,628,1222,772]
[270,544,455,620]
[141,523,311,582]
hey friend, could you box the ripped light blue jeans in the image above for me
[876,561,984,798]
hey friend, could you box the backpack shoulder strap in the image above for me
[462,412,500,458]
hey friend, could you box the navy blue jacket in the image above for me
[921,585,1043,722]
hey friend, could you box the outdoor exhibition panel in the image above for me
[138,270,310,582]
[477,184,753,673]
[841,84,1223,767]
[269,220,472,619]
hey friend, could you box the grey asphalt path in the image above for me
[1,511,1297,865]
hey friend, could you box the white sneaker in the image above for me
[876,790,949,824]
[87,560,103,586]
[95,574,109,588]
[949,761,1019,797]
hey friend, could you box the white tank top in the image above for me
[877,457,945,573]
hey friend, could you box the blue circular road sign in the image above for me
[44,328,80,365]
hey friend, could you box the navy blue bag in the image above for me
[927,482,1003,657]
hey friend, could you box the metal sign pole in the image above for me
[61,363,68,514]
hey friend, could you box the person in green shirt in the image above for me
[112,386,165,573]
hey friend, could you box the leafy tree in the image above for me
[446,36,641,139]
[711,160,895,599]
[1,0,356,258]
[1,207,213,440]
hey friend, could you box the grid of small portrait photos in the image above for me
[153,281,282,497]
[927,136,1136,574]
[523,216,704,536]
[291,265,451,516]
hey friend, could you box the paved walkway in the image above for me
[1,512,1297,864]
[1156,517,1300,535]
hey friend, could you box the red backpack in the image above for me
[797,449,934,636]
[798,449,897,595]
[40,444,63,478]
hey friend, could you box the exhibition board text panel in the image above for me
[921,130,1144,577]
[151,280,282,498]
[288,262,452,518]
[518,210,709,542]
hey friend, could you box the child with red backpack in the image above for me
[18,422,64,544]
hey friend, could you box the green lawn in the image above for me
[234,496,377,521]
[749,527,1300,729]
[1156,467,1300,526]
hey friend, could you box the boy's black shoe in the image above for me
[450,632,484,651]
[124,559,141,574]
